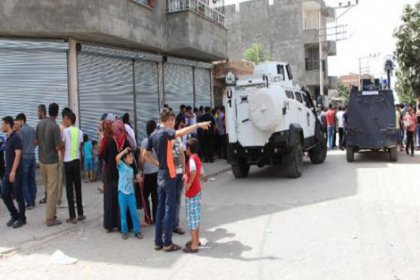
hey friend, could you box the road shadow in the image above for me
[1,150,414,268]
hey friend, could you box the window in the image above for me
[277,65,285,81]
[285,90,294,99]
[295,92,303,103]
[286,64,293,80]
[302,92,311,108]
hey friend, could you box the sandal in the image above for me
[154,244,163,251]
[46,219,62,227]
[66,218,77,224]
[185,241,202,247]
[39,198,47,204]
[173,227,185,235]
[183,246,199,254]
[135,233,144,240]
[163,243,182,252]
[77,215,86,221]
[121,233,129,240]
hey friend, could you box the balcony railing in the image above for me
[167,0,225,26]
[132,0,156,8]
[305,59,326,78]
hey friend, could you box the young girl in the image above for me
[82,134,93,183]
[116,147,143,240]
[183,138,207,253]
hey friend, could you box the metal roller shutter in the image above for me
[194,68,212,108]
[164,64,194,110]
[0,39,68,129]
[78,52,134,141]
[135,61,160,141]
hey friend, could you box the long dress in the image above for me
[103,138,130,231]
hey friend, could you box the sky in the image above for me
[224,0,417,78]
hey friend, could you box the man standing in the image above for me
[198,107,216,163]
[36,104,48,204]
[325,104,337,150]
[176,104,186,129]
[336,106,345,150]
[144,108,210,252]
[36,103,62,226]
[1,116,25,228]
[15,113,37,210]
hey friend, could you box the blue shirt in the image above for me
[19,124,36,159]
[83,140,93,160]
[117,161,134,195]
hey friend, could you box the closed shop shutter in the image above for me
[78,51,134,141]
[0,39,68,129]
[135,61,160,141]
[164,64,194,110]
[194,68,212,108]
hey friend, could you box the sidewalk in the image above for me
[0,159,231,256]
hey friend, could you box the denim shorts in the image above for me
[185,193,201,230]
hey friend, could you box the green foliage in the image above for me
[243,43,269,65]
[394,1,420,97]
[337,80,349,102]
[395,70,416,105]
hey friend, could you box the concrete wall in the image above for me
[0,0,227,61]
[225,0,332,89]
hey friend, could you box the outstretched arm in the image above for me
[175,122,211,138]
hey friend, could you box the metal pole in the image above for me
[358,57,361,90]
[67,37,80,127]
[318,9,324,97]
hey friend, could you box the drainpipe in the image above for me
[68,37,80,126]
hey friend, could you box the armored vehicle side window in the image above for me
[286,64,293,80]
[286,90,294,99]
[295,92,303,103]
[302,93,311,108]
[277,65,285,81]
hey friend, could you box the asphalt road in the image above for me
[1,151,420,280]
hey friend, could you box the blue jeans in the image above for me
[155,177,177,247]
[174,174,184,229]
[22,156,37,207]
[327,126,336,149]
[416,125,420,147]
[118,192,140,235]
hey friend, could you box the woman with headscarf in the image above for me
[102,120,130,232]
[98,119,114,193]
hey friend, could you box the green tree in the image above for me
[394,2,420,99]
[395,70,416,105]
[243,43,269,65]
[337,80,349,102]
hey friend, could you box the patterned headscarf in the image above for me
[102,120,114,139]
[113,120,127,152]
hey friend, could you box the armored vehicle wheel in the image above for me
[287,137,303,178]
[231,161,250,178]
[309,135,327,164]
[346,146,355,162]
[389,147,398,162]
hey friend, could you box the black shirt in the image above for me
[5,131,22,175]
[147,127,176,180]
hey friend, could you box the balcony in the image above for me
[303,59,328,87]
[166,0,228,60]
[0,0,227,61]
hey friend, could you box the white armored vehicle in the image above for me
[224,62,327,178]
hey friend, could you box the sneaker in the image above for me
[6,217,18,227]
[13,220,26,229]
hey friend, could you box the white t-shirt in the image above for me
[336,111,345,128]
[189,158,204,175]
[62,126,83,162]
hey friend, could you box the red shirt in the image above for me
[325,109,336,126]
[185,154,202,198]
[404,113,417,132]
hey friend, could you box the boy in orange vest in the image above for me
[183,138,207,253]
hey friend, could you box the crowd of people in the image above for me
[0,102,226,254]
[318,103,420,156]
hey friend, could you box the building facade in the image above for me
[224,0,337,102]
[0,0,227,140]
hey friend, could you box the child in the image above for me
[82,134,93,183]
[183,138,206,253]
[92,140,99,181]
[116,147,143,240]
